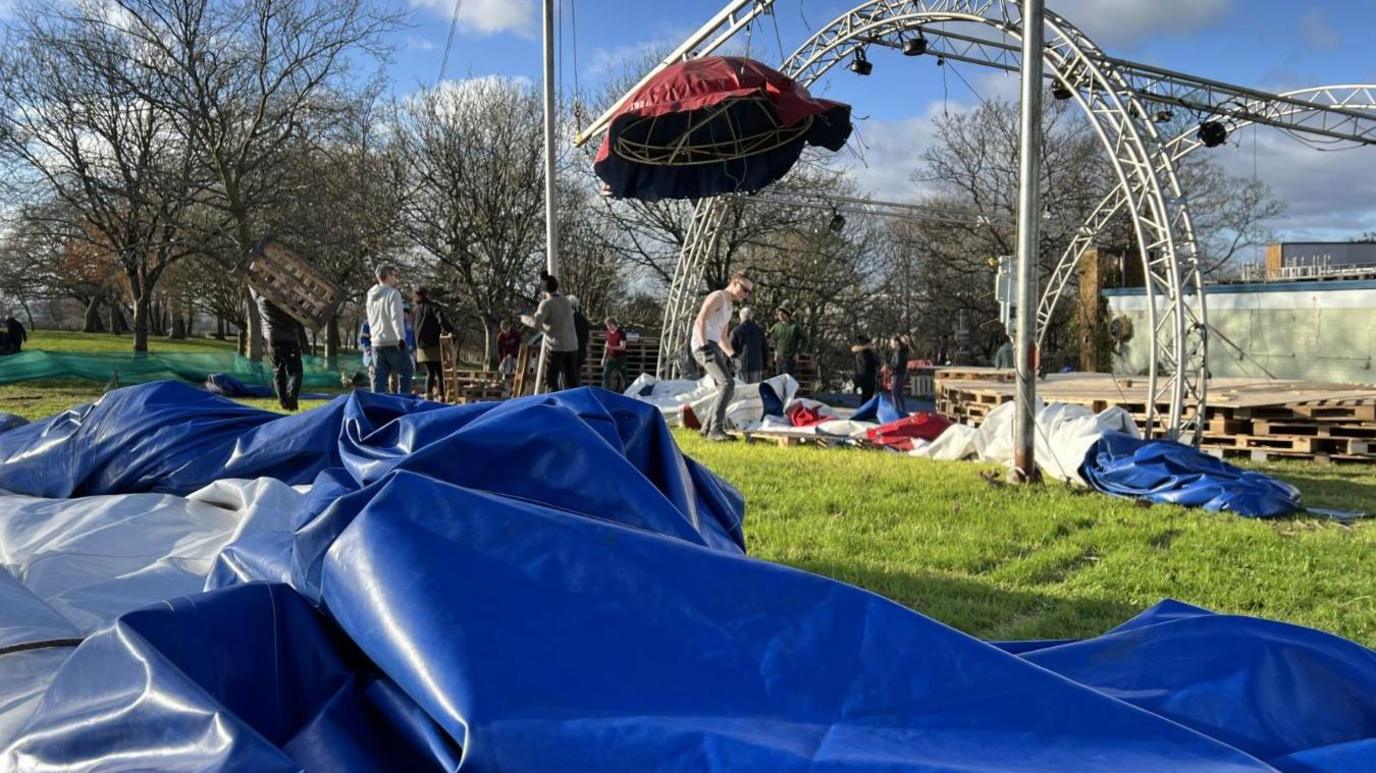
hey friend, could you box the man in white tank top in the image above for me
[691,272,754,441]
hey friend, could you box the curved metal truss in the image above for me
[662,0,1203,437]
[1037,84,1376,354]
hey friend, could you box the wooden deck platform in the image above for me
[935,370,1376,465]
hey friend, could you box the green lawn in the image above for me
[25,329,243,354]
[4,334,1375,648]
[675,432,1376,647]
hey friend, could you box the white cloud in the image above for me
[1299,10,1341,51]
[1050,0,1231,47]
[1210,130,1376,239]
[406,36,438,52]
[409,0,535,37]
[836,69,1018,201]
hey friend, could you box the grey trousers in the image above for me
[741,369,763,385]
[693,342,734,434]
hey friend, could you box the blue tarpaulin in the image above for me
[1080,431,1303,518]
[851,392,905,424]
[1,382,1373,770]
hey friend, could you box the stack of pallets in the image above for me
[933,370,1376,465]
[439,334,507,404]
[1203,396,1376,464]
[580,333,660,390]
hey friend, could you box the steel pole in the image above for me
[1013,0,1045,483]
[534,0,558,394]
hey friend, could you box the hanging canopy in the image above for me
[594,57,852,201]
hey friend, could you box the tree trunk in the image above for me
[169,303,187,339]
[132,295,151,353]
[481,317,496,370]
[324,316,340,370]
[237,327,247,356]
[109,303,127,335]
[83,298,106,333]
[215,315,226,340]
[243,292,263,360]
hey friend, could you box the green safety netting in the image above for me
[0,350,363,387]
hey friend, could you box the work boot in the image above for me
[705,430,735,442]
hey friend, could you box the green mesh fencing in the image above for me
[0,350,364,387]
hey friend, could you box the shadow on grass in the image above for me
[1271,469,1376,514]
[787,557,1142,644]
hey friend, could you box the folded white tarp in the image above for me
[0,478,305,747]
[911,401,1139,484]
[625,374,799,431]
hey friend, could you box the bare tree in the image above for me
[108,0,401,357]
[394,78,548,364]
[0,4,203,351]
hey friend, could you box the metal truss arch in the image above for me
[662,0,1200,437]
[1036,84,1376,419]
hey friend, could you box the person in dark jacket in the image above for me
[851,334,881,403]
[728,306,767,384]
[888,334,911,415]
[569,295,590,387]
[251,289,306,411]
[412,287,453,401]
[2,315,26,354]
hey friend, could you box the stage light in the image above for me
[849,49,873,76]
[1153,109,1174,123]
[1051,81,1073,100]
[902,30,928,56]
[829,209,846,232]
[1197,120,1228,148]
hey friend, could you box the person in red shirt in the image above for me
[495,319,522,377]
[601,317,629,391]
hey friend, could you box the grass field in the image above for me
[4,331,1376,647]
[24,329,245,353]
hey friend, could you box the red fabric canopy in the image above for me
[866,413,953,452]
[595,57,846,164]
[594,57,852,201]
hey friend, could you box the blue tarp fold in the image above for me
[2,382,1373,770]
[1080,432,1303,518]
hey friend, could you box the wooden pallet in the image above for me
[243,237,343,331]
[580,333,660,390]
[728,430,857,448]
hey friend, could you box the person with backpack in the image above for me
[412,287,454,401]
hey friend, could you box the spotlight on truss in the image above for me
[902,29,928,56]
[1197,120,1228,148]
[829,209,846,232]
[1051,81,1073,100]
[849,49,873,76]
[1153,109,1175,123]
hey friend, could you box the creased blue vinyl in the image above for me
[1080,431,1302,517]
[5,381,1376,770]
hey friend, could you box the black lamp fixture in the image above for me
[1051,80,1073,100]
[849,48,873,76]
[902,28,928,56]
[1153,109,1175,123]
[1197,120,1228,148]
[829,208,846,232]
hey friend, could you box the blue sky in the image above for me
[386,0,1376,244]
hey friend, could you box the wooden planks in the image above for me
[935,371,1376,464]
[242,237,343,331]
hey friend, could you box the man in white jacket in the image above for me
[366,265,413,395]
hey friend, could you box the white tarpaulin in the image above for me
[911,401,1140,484]
[0,478,305,747]
[624,373,799,431]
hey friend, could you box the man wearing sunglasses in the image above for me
[691,271,753,441]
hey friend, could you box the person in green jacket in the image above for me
[769,306,807,377]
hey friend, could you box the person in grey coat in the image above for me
[728,306,768,384]
[251,289,306,410]
[522,271,580,391]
